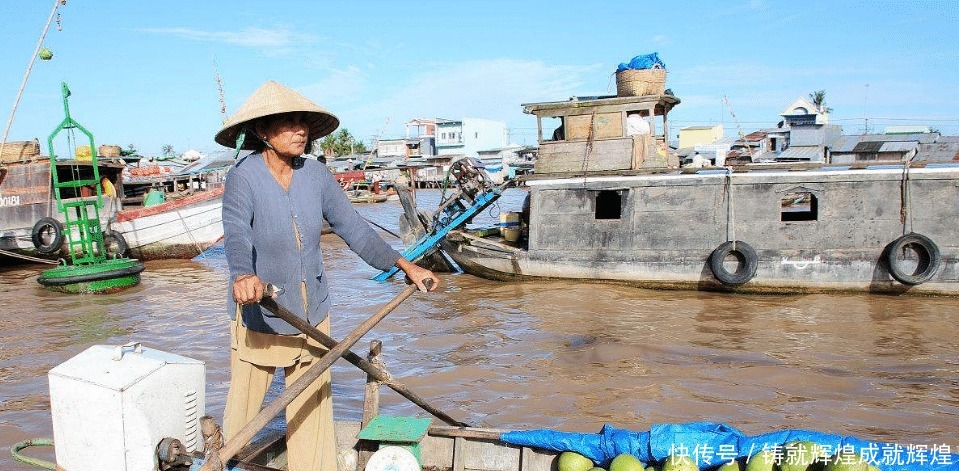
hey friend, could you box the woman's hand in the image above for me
[232,273,265,304]
[395,258,440,292]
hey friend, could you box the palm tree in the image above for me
[808,90,833,114]
[160,144,175,158]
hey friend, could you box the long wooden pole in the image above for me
[258,295,469,427]
[199,284,419,471]
[0,0,63,158]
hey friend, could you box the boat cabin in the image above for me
[524,93,680,174]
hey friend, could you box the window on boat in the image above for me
[595,190,623,220]
[780,192,818,222]
[547,117,565,141]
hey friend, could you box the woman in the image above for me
[215,80,439,471]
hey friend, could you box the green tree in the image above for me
[160,144,175,158]
[808,90,833,114]
[319,128,367,157]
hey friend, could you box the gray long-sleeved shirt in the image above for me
[223,153,401,334]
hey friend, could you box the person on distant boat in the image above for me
[100,176,116,197]
[551,117,565,141]
[215,80,439,471]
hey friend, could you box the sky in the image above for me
[1,0,957,156]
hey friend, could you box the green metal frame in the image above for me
[45,81,106,266]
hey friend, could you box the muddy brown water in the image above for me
[1,189,957,470]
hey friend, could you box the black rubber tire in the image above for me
[885,233,941,285]
[31,217,64,255]
[708,240,759,286]
[102,230,129,258]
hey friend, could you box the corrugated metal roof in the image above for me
[778,146,823,160]
[917,142,959,162]
[853,141,885,153]
[833,135,862,153]
[859,133,939,144]
[878,141,918,153]
[750,150,779,162]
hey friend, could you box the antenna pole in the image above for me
[213,57,227,118]
[862,83,870,134]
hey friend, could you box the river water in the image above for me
[1,189,957,470]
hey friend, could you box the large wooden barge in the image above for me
[440,93,959,295]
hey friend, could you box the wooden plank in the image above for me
[567,112,622,140]
[453,436,466,471]
[454,437,522,471]
[421,434,455,470]
[361,341,383,427]
[458,232,521,253]
[521,446,557,471]
[535,139,633,173]
[429,426,509,439]
[357,341,383,471]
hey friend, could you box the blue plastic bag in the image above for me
[617,53,666,72]
[501,422,959,471]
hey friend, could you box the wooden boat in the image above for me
[231,422,555,471]
[438,92,959,295]
[345,181,389,204]
[347,189,390,204]
[110,186,225,260]
[111,154,232,259]
[0,147,126,262]
[0,149,230,262]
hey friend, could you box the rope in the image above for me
[201,416,225,471]
[10,438,57,470]
[580,112,597,177]
[899,158,915,235]
[363,216,401,238]
[0,247,59,264]
[724,168,736,247]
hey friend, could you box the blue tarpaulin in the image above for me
[616,53,666,72]
[501,422,958,471]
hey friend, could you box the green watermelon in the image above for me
[610,453,645,471]
[559,451,595,471]
[781,441,826,471]
[662,454,699,471]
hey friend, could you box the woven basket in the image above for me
[616,68,667,97]
[0,139,41,163]
[99,145,122,157]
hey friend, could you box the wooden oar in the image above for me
[199,283,421,471]
[259,292,470,427]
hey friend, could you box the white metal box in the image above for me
[48,342,205,471]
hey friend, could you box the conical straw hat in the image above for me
[215,80,339,149]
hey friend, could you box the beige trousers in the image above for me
[224,310,337,471]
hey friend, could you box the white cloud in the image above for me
[140,26,316,53]
[305,59,602,144]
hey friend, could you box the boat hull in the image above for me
[229,421,554,471]
[443,166,959,295]
[110,188,224,260]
